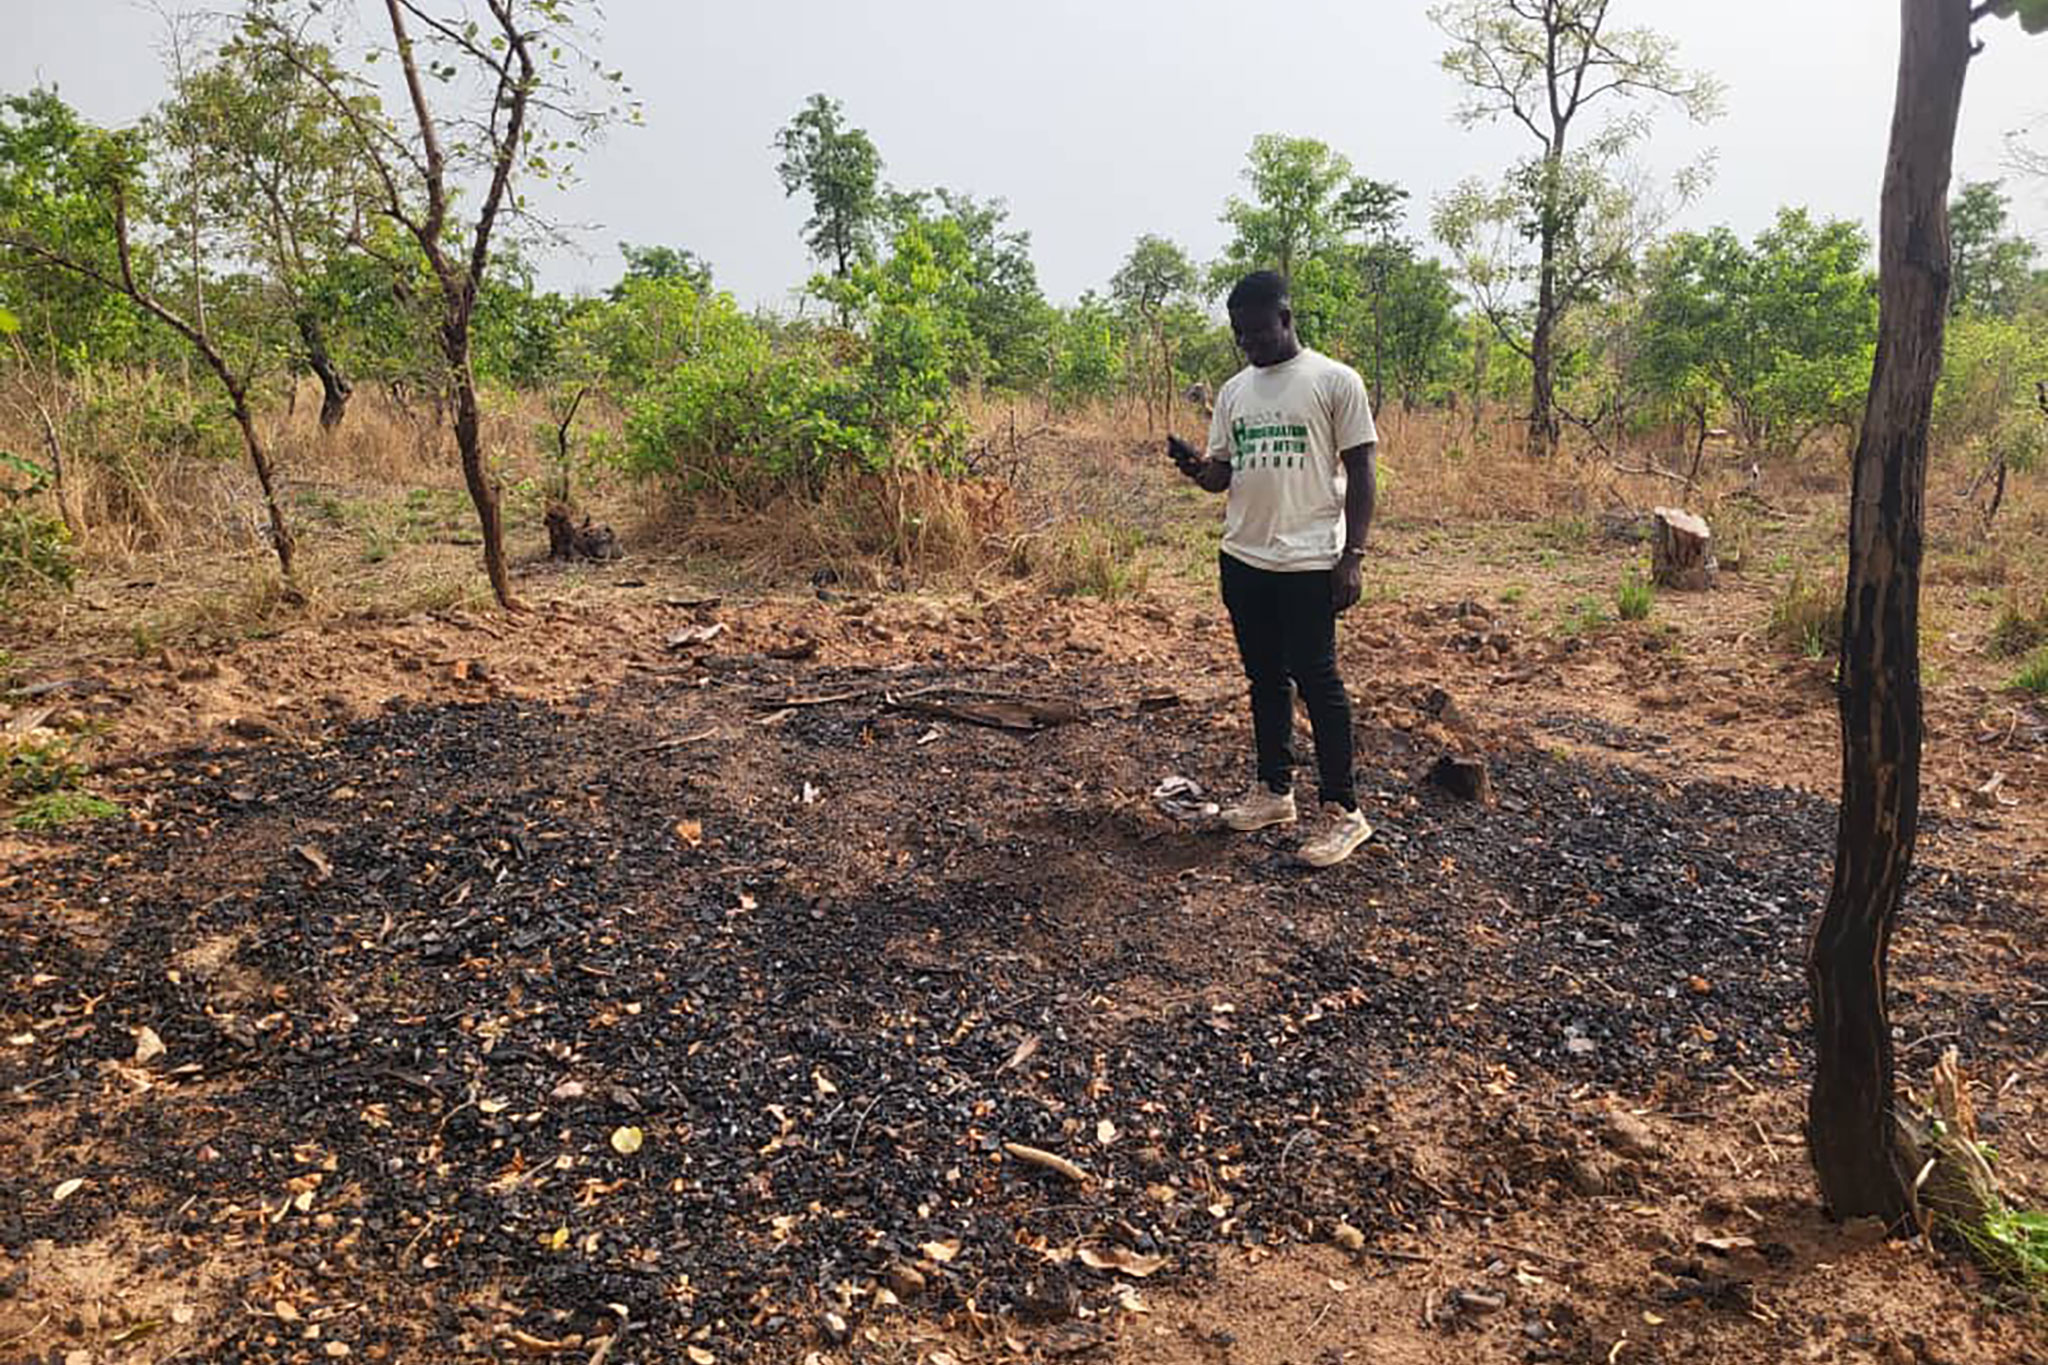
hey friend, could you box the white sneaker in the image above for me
[1220,787,1297,832]
[1298,806,1373,868]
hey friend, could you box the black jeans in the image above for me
[1220,550,1356,810]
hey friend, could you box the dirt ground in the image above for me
[6,456,2048,1365]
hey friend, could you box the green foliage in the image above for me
[775,94,884,280]
[1989,594,2048,659]
[2014,647,2048,697]
[2,729,84,798]
[1028,518,1149,600]
[0,451,72,591]
[619,290,877,494]
[1933,312,2048,473]
[1949,181,2038,319]
[1990,1,2048,36]
[1216,134,1356,291]
[1635,208,1876,454]
[1615,567,1654,621]
[611,241,712,297]
[1048,293,1125,409]
[1557,594,1609,637]
[1768,568,1842,658]
[11,789,123,830]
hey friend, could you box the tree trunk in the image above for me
[225,382,297,588]
[1528,198,1561,459]
[297,312,352,431]
[1806,0,1972,1225]
[444,312,518,610]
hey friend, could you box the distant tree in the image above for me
[1635,209,1876,455]
[927,190,1047,391]
[0,87,301,586]
[162,36,378,430]
[1947,180,2037,318]
[1217,134,1355,285]
[1111,234,1199,431]
[774,94,884,286]
[1337,175,1409,407]
[611,241,712,298]
[1431,0,1721,457]
[243,0,633,611]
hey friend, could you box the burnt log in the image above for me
[544,502,622,562]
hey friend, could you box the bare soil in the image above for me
[5,481,2048,1365]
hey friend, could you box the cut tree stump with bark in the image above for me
[1650,507,1717,591]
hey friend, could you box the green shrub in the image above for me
[0,452,74,592]
[2,731,85,798]
[1615,567,1654,621]
[1015,518,1149,600]
[1558,594,1609,637]
[2013,647,2048,697]
[1768,568,1841,658]
[11,790,122,831]
[1988,594,2048,659]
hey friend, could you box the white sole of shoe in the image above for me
[1222,808,1297,833]
[1298,820,1373,868]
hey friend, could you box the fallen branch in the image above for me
[631,728,719,756]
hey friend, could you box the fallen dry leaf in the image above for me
[134,1025,165,1065]
[1077,1245,1167,1278]
[52,1177,85,1203]
[674,820,703,849]
[686,1348,715,1365]
[921,1238,961,1263]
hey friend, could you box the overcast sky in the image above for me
[8,0,2046,310]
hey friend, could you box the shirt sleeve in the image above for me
[1205,380,1233,462]
[1325,366,1378,452]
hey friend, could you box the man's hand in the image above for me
[1331,553,1363,614]
[1168,434,1232,493]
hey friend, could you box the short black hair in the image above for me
[1226,270,1290,315]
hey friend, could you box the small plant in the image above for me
[1,452,74,594]
[2013,647,2048,697]
[1497,584,1527,605]
[1615,567,1654,622]
[1015,518,1150,600]
[1768,568,1842,658]
[2,731,84,798]
[1558,594,1609,637]
[11,790,122,831]
[1988,594,2048,659]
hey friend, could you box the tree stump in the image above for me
[545,502,623,562]
[1650,507,1717,591]
[1426,754,1494,804]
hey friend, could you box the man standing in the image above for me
[1169,271,1377,868]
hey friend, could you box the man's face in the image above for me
[1230,303,1297,368]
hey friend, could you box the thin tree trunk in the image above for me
[440,302,517,609]
[1529,253,1558,459]
[225,379,297,585]
[1806,0,1972,1225]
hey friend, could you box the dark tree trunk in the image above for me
[1806,0,1972,1225]
[444,308,517,610]
[297,311,352,431]
[225,378,297,587]
[1528,178,1561,460]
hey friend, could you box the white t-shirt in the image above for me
[1206,348,1378,572]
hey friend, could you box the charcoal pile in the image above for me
[2,677,2040,1362]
